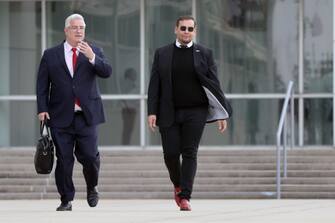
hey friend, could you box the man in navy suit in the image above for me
[147,16,232,211]
[36,14,112,211]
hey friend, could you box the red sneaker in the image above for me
[174,187,181,207]
[180,199,191,211]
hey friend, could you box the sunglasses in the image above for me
[180,26,194,32]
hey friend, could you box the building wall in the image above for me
[0,0,333,147]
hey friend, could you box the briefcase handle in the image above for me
[40,120,51,137]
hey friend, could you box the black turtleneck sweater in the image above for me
[172,45,208,108]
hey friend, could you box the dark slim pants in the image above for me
[159,106,208,200]
[50,113,100,203]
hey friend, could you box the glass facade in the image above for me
[304,0,333,93]
[0,0,333,147]
[196,0,299,94]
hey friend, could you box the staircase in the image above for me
[0,148,335,199]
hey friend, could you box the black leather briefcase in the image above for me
[34,120,55,174]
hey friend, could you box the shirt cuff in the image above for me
[89,54,95,64]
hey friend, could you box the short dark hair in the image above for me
[175,16,196,27]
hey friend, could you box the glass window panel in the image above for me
[304,99,332,145]
[0,2,41,95]
[100,100,140,145]
[145,99,161,146]
[303,0,333,93]
[145,0,192,91]
[201,99,293,145]
[196,0,299,93]
[0,101,39,147]
[146,98,297,146]
[146,127,162,146]
[45,0,140,94]
[0,100,140,147]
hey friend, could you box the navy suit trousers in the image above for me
[51,112,100,203]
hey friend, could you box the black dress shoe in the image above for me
[56,202,72,211]
[87,187,99,207]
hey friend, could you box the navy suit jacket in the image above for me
[36,42,112,128]
[147,43,232,127]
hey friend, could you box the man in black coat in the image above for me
[36,14,112,211]
[147,16,232,211]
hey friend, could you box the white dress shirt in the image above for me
[175,40,193,48]
[64,41,82,111]
[64,41,78,78]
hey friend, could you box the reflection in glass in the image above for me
[304,99,332,145]
[100,100,140,145]
[0,0,333,148]
[46,0,140,94]
[0,2,41,95]
[144,100,161,146]
[0,101,39,147]
[304,0,333,93]
[196,0,298,93]
[120,68,139,94]
[202,99,284,145]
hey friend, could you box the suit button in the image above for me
[73,86,75,89]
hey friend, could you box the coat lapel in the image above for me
[74,52,86,76]
[56,43,71,78]
[165,44,174,84]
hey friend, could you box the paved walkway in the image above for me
[0,200,334,223]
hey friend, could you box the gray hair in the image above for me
[64,14,86,28]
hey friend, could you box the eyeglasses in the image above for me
[180,26,194,32]
[69,26,85,31]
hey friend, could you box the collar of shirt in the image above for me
[64,41,79,55]
[175,40,193,48]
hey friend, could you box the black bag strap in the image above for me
[40,120,51,137]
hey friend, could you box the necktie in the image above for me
[72,48,80,107]
[180,45,187,48]
[72,48,77,71]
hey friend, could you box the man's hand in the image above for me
[78,41,95,61]
[217,120,227,133]
[148,115,157,132]
[38,112,50,122]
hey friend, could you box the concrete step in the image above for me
[2,155,335,164]
[37,191,276,200]
[68,177,278,185]
[0,185,45,193]
[3,163,335,172]
[4,177,335,187]
[2,191,335,200]
[282,192,335,199]
[282,185,335,192]
[282,177,335,184]
[39,184,277,192]
[0,183,321,194]
[5,170,335,178]
[1,149,335,157]
[1,149,335,199]
[0,170,278,179]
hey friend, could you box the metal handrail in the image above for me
[276,81,295,199]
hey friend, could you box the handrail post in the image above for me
[290,90,295,149]
[283,118,288,178]
[276,134,281,199]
